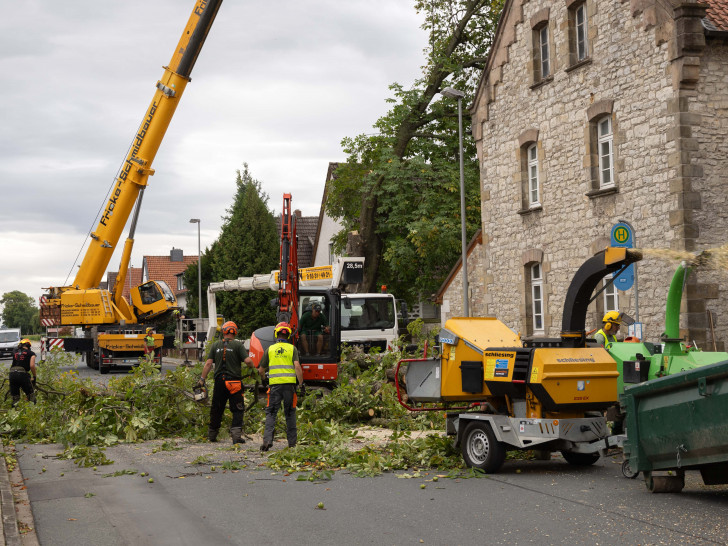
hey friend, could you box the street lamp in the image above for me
[189,219,202,319]
[440,86,469,317]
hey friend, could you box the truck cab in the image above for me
[340,293,401,353]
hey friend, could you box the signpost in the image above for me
[611,220,641,329]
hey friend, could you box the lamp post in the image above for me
[440,86,469,317]
[189,219,202,319]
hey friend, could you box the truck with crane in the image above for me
[39,0,223,373]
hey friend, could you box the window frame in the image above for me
[604,274,619,313]
[530,263,545,334]
[527,144,540,207]
[575,3,588,62]
[539,25,551,79]
[176,275,185,292]
[598,117,614,189]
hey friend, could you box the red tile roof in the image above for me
[143,254,198,296]
[121,267,143,301]
[706,0,728,31]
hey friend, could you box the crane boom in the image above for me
[73,0,222,290]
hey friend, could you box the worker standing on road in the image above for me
[144,327,156,358]
[9,339,37,405]
[595,312,621,348]
[260,322,302,452]
[197,321,257,444]
[299,303,330,356]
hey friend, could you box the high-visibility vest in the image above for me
[595,328,617,348]
[267,342,297,385]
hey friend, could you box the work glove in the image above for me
[299,384,307,398]
[196,377,206,388]
[32,378,37,387]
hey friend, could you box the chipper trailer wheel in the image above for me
[560,450,600,466]
[461,421,506,473]
[621,459,639,479]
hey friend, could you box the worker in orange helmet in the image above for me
[259,322,302,452]
[198,321,259,444]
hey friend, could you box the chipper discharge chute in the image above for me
[396,248,641,473]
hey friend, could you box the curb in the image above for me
[0,448,20,546]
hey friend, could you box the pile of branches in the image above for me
[0,321,464,475]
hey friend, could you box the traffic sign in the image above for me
[610,222,635,291]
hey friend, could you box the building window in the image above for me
[604,274,618,312]
[177,275,185,292]
[531,263,544,333]
[539,27,550,78]
[527,144,540,207]
[575,4,588,61]
[598,117,614,188]
[567,2,589,66]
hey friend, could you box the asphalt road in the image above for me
[15,439,728,546]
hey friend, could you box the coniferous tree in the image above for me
[209,165,278,337]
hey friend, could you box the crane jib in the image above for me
[100,101,159,227]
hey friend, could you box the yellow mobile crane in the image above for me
[40,0,223,373]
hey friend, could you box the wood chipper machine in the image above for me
[396,247,641,472]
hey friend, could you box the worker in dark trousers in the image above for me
[198,321,257,444]
[9,339,37,405]
[259,322,303,452]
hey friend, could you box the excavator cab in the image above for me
[131,280,178,320]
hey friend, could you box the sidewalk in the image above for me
[0,445,21,546]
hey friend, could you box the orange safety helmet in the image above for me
[221,321,238,336]
[274,322,292,339]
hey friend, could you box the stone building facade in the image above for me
[439,0,728,347]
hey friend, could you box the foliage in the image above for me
[327,0,505,300]
[0,343,464,476]
[1,290,39,334]
[182,165,279,337]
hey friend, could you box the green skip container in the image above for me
[622,359,728,493]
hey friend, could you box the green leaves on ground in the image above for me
[0,337,460,476]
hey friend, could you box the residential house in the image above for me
[275,210,318,270]
[141,248,198,311]
[438,0,728,348]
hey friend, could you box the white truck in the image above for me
[0,327,21,359]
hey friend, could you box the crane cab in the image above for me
[131,280,178,321]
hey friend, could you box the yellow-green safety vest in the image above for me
[267,342,297,385]
[595,328,617,348]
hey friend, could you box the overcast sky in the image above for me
[0,0,428,307]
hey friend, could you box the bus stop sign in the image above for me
[610,222,634,291]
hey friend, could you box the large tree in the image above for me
[327,0,504,301]
[1,291,39,334]
[183,165,279,337]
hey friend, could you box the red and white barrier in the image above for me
[46,338,65,350]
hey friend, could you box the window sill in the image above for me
[518,205,543,216]
[565,57,592,73]
[586,186,618,199]
[530,76,554,90]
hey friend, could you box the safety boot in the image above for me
[230,427,245,445]
[207,427,219,443]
